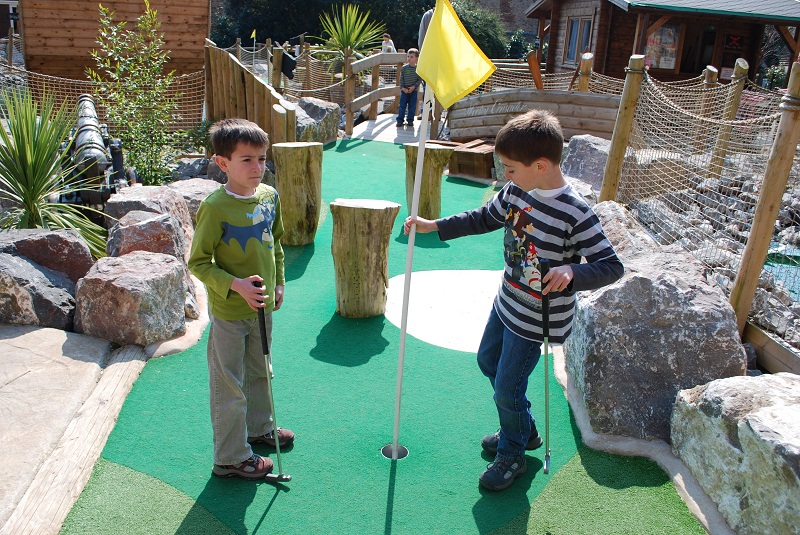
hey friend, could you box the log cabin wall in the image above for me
[20,0,209,80]
[550,0,602,74]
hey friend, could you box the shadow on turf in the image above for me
[471,454,543,534]
[174,475,289,534]
[394,230,450,249]
[284,243,315,282]
[309,314,390,366]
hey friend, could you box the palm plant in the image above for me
[317,4,386,60]
[0,89,107,258]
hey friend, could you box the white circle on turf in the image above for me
[384,270,502,353]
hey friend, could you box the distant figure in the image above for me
[396,49,421,127]
[382,33,396,53]
[418,7,434,50]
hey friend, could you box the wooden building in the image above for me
[526,0,800,81]
[19,0,209,80]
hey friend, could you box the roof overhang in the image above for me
[607,0,800,24]
[525,0,552,17]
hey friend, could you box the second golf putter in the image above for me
[540,258,551,475]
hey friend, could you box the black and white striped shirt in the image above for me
[436,181,623,343]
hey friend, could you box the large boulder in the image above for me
[563,201,746,442]
[104,186,194,247]
[74,251,186,346]
[168,178,220,225]
[671,373,800,535]
[561,134,610,192]
[0,253,75,330]
[0,228,93,283]
[296,97,340,145]
[107,210,187,260]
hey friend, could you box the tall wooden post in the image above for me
[403,142,454,219]
[598,55,646,202]
[693,65,719,151]
[271,46,284,91]
[526,50,543,90]
[706,58,749,179]
[204,40,215,121]
[6,30,13,71]
[344,55,355,135]
[302,42,311,91]
[729,62,800,334]
[273,142,323,246]
[272,103,287,144]
[577,52,594,92]
[235,38,242,63]
[369,63,380,120]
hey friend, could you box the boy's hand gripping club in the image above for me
[255,282,292,483]
[540,258,551,475]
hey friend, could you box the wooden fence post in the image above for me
[235,38,242,63]
[706,58,749,179]
[598,55,646,202]
[729,62,800,334]
[526,50,543,90]
[302,42,311,92]
[344,55,355,135]
[204,40,215,121]
[369,62,380,120]
[577,52,594,92]
[271,46,284,91]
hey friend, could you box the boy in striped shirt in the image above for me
[404,109,623,491]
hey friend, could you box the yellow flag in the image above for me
[250,29,256,39]
[416,0,496,109]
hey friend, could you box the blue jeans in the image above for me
[477,307,541,460]
[397,89,418,124]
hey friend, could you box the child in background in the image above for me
[382,33,396,53]
[404,109,623,491]
[188,118,295,479]
[396,48,421,127]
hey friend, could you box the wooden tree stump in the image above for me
[273,141,323,246]
[330,198,400,318]
[403,142,454,219]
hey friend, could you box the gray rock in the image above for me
[296,97,340,146]
[107,210,186,261]
[168,178,220,225]
[104,186,194,248]
[671,373,800,535]
[0,253,75,330]
[0,228,93,283]
[564,204,746,441]
[206,159,227,184]
[561,134,610,192]
[74,251,186,346]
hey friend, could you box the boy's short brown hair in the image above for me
[209,118,270,159]
[494,109,563,166]
[407,48,419,57]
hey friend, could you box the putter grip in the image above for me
[254,281,269,355]
[540,258,550,333]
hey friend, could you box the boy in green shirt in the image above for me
[188,118,294,479]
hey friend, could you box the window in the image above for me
[564,17,593,64]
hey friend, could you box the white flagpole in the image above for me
[389,83,435,460]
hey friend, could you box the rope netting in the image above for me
[616,72,800,343]
[0,64,205,140]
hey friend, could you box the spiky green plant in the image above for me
[316,4,386,60]
[0,89,107,257]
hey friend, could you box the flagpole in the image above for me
[387,83,435,461]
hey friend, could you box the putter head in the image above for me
[543,452,551,474]
[265,472,292,483]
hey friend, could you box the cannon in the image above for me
[65,94,125,206]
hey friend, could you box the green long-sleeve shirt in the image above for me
[188,184,285,320]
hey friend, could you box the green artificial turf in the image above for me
[61,139,704,534]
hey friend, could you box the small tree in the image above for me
[317,4,386,60]
[87,0,177,185]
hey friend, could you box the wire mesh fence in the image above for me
[616,72,800,349]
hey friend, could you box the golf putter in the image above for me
[540,258,551,474]
[255,283,292,483]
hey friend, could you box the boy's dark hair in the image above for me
[407,48,419,56]
[494,109,564,166]
[209,118,270,158]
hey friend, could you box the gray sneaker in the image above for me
[212,454,273,479]
[479,455,527,491]
[481,424,543,453]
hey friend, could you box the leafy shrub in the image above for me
[0,90,107,258]
[87,0,177,185]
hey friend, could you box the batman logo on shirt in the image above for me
[220,201,276,251]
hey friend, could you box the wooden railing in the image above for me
[205,39,297,158]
